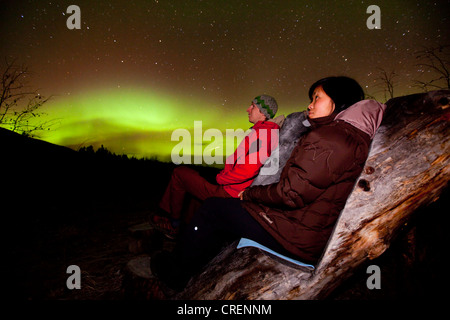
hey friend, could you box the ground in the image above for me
[7,180,447,301]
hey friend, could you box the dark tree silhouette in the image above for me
[0,59,54,137]
[365,68,398,103]
[413,44,450,92]
[376,68,398,102]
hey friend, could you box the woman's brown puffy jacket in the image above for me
[242,100,385,264]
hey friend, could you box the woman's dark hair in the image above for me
[308,76,365,112]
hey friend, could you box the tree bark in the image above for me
[175,90,450,300]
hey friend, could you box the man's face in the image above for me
[246,103,267,124]
[307,86,335,119]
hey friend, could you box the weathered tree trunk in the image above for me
[175,90,450,300]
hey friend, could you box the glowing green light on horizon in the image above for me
[36,86,254,161]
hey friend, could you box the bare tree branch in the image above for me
[414,45,450,90]
[0,59,54,137]
[372,68,398,102]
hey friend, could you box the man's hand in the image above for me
[238,190,245,200]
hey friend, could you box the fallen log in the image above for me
[175,90,450,300]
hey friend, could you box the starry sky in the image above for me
[1,0,449,162]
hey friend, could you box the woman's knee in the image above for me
[202,197,234,210]
[198,197,224,216]
[198,197,243,221]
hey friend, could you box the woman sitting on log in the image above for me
[150,76,386,291]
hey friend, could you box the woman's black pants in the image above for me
[176,197,288,277]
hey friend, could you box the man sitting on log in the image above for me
[150,95,283,239]
[150,76,387,292]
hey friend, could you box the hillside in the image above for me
[2,128,170,299]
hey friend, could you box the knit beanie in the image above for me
[252,95,278,119]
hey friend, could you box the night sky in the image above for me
[1,0,449,161]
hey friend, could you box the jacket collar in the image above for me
[252,118,282,129]
[307,112,338,128]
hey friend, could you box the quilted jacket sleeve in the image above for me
[242,127,355,208]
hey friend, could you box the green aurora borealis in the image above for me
[39,86,251,161]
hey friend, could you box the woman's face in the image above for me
[308,86,335,119]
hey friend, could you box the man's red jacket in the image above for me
[216,120,280,197]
